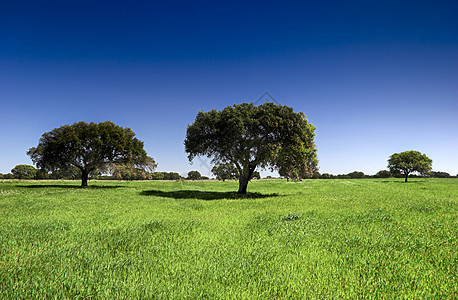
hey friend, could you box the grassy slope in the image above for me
[0,179,456,299]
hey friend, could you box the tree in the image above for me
[28,121,156,187]
[311,171,321,179]
[185,102,317,194]
[320,173,331,179]
[3,173,14,179]
[187,170,202,180]
[151,172,182,180]
[35,169,51,179]
[50,166,81,180]
[110,164,134,180]
[109,164,152,181]
[133,168,152,180]
[278,147,317,181]
[11,165,37,179]
[151,172,165,180]
[375,170,391,178]
[212,163,238,181]
[165,172,182,180]
[432,171,450,178]
[347,171,365,179]
[388,150,432,182]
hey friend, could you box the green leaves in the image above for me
[187,171,202,180]
[10,165,37,179]
[388,150,432,182]
[28,121,156,186]
[185,102,317,192]
[212,163,239,181]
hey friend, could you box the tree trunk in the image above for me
[238,177,249,194]
[237,166,255,194]
[405,173,408,183]
[81,170,89,187]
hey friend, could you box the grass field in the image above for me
[0,178,456,299]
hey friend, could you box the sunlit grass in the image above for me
[0,178,456,298]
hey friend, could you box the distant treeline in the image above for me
[1,164,186,181]
[1,164,456,181]
[96,171,184,181]
[307,170,456,179]
[0,170,185,181]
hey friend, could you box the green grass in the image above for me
[0,178,456,299]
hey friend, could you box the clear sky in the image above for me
[1,0,457,177]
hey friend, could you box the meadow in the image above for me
[0,178,456,299]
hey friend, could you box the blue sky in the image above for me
[1,0,457,177]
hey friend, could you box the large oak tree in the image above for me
[28,121,156,186]
[185,102,317,194]
[388,150,432,182]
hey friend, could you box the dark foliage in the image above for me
[185,102,317,194]
[28,121,156,186]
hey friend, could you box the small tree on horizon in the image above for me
[212,163,238,181]
[388,150,432,182]
[432,171,451,178]
[320,173,331,179]
[375,170,391,178]
[347,171,365,179]
[187,170,202,180]
[11,164,37,179]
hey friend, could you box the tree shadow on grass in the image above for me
[140,190,279,200]
[19,184,123,189]
[380,180,426,184]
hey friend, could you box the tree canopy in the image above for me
[109,164,153,181]
[28,121,156,186]
[375,170,391,178]
[388,150,432,182]
[11,164,37,179]
[432,171,451,178]
[187,170,202,180]
[185,102,317,194]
